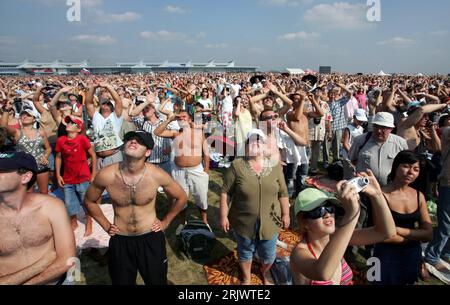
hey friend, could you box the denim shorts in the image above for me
[235,230,278,265]
[64,181,90,217]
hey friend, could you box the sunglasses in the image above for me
[303,204,335,219]
[260,114,279,121]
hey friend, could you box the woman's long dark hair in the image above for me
[388,150,428,194]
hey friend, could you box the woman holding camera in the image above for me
[291,170,396,285]
[374,150,433,285]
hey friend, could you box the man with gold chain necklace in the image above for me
[85,131,187,285]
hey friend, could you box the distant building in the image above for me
[0,60,258,75]
[319,66,332,74]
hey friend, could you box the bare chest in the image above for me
[0,214,52,257]
[107,177,157,207]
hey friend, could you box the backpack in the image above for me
[270,256,293,285]
[327,160,344,181]
[179,220,216,261]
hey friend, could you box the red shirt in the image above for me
[55,135,92,184]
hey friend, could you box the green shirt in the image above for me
[222,158,288,240]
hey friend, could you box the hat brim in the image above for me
[300,196,341,213]
[355,115,368,122]
[372,121,395,128]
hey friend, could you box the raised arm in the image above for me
[399,103,447,130]
[1,100,19,139]
[305,93,325,118]
[350,170,396,245]
[32,86,46,115]
[269,83,293,116]
[101,83,123,117]
[130,92,156,117]
[85,85,98,120]
[153,114,180,138]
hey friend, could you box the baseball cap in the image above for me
[0,151,38,173]
[64,116,84,130]
[354,109,368,122]
[246,129,267,143]
[372,112,395,128]
[100,98,115,108]
[124,131,154,150]
[294,188,341,216]
[19,105,39,118]
[407,100,425,112]
[68,93,81,102]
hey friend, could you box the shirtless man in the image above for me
[397,102,448,151]
[0,151,76,285]
[154,111,210,225]
[84,131,187,285]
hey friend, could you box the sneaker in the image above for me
[425,261,450,284]
[157,187,164,194]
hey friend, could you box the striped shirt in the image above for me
[307,242,353,285]
[329,97,350,131]
[132,116,171,164]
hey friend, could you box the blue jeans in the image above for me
[64,181,90,217]
[235,220,278,265]
[425,186,450,264]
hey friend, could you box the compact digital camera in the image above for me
[347,177,370,193]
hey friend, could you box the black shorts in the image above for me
[108,231,168,285]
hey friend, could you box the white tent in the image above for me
[416,73,424,77]
[286,68,305,75]
[377,70,391,76]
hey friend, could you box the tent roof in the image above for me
[286,68,305,75]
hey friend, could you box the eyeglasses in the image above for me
[260,114,279,121]
[303,204,335,219]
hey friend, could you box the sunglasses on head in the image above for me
[303,203,335,219]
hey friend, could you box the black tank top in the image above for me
[384,190,421,229]
[378,190,421,249]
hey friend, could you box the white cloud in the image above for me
[204,43,229,49]
[95,11,141,23]
[196,32,206,39]
[164,5,187,14]
[303,2,370,30]
[278,31,320,41]
[377,37,415,46]
[28,0,102,7]
[70,35,116,45]
[140,31,187,42]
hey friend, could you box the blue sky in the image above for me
[0,0,449,73]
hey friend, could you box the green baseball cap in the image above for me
[294,188,341,216]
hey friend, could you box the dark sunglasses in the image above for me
[260,114,279,121]
[303,204,335,219]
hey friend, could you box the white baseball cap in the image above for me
[372,112,395,128]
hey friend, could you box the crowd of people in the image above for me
[0,72,449,285]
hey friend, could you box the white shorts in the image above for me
[172,163,209,211]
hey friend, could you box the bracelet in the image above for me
[339,205,361,227]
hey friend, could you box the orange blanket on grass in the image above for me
[203,230,300,285]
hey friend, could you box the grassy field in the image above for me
[77,167,444,285]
